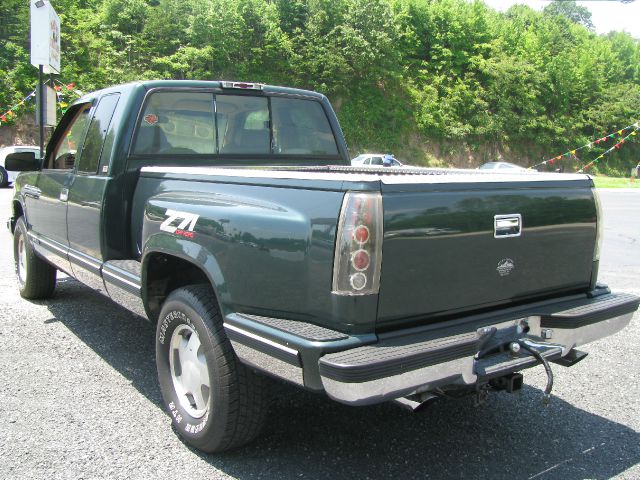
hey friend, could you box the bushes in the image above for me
[1,0,638,169]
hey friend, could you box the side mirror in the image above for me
[5,152,41,172]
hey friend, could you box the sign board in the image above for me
[35,84,57,126]
[30,0,61,74]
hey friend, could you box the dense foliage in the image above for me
[1,0,639,173]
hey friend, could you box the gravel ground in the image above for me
[0,187,638,480]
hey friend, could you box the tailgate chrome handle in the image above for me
[494,214,522,238]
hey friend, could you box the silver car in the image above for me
[0,145,40,187]
[478,161,532,172]
[351,153,406,167]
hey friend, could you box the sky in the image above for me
[482,1,640,38]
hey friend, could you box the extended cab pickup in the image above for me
[7,80,639,452]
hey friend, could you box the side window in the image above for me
[49,105,92,170]
[271,97,338,155]
[217,95,270,154]
[133,91,216,155]
[370,156,383,166]
[77,94,120,174]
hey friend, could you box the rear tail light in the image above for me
[332,192,383,295]
[352,249,370,271]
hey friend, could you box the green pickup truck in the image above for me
[7,80,639,453]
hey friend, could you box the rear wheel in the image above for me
[13,217,57,299]
[156,284,267,452]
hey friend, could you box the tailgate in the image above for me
[377,176,597,330]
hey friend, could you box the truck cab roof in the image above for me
[74,80,328,105]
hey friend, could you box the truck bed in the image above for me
[136,165,597,332]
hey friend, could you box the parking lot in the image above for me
[0,187,638,480]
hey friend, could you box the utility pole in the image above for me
[38,65,45,160]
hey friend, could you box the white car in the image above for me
[478,161,532,172]
[0,145,40,187]
[351,153,406,168]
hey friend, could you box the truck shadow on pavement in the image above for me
[46,278,639,480]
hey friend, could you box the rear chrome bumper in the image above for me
[224,291,639,406]
[319,304,635,405]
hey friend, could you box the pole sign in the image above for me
[35,84,57,126]
[30,0,61,74]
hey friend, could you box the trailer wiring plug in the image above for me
[518,340,554,405]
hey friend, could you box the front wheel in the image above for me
[0,167,8,188]
[156,285,267,452]
[13,217,57,299]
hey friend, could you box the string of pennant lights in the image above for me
[531,120,640,170]
[577,126,639,173]
[2,83,638,172]
[0,89,36,125]
[0,80,80,126]
[53,79,83,114]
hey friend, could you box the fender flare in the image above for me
[10,197,28,233]
[140,232,231,317]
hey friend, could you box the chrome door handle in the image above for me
[59,188,69,202]
[23,184,41,199]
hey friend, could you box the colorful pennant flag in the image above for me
[0,88,37,126]
[0,78,82,127]
[533,120,639,170]
[577,126,640,172]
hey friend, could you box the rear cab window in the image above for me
[217,95,270,154]
[133,91,216,155]
[131,90,339,161]
[271,97,337,155]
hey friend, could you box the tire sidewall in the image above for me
[0,167,7,187]
[156,291,231,449]
[12,216,56,299]
[13,217,28,290]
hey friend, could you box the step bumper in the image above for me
[318,292,638,405]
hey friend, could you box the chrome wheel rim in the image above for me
[169,323,210,418]
[17,235,27,285]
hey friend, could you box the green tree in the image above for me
[544,0,594,31]
[1,0,638,171]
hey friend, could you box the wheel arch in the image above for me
[10,199,26,233]
[141,240,229,322]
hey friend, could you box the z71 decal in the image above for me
[160,209,200,238]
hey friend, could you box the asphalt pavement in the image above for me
[0,187,638,480]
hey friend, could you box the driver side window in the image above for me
[49,105,92,170]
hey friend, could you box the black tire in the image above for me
[156,285,267,452]
[14,217,57,299]
[0,167,8,188]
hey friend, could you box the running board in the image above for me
[102,260,145,318]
